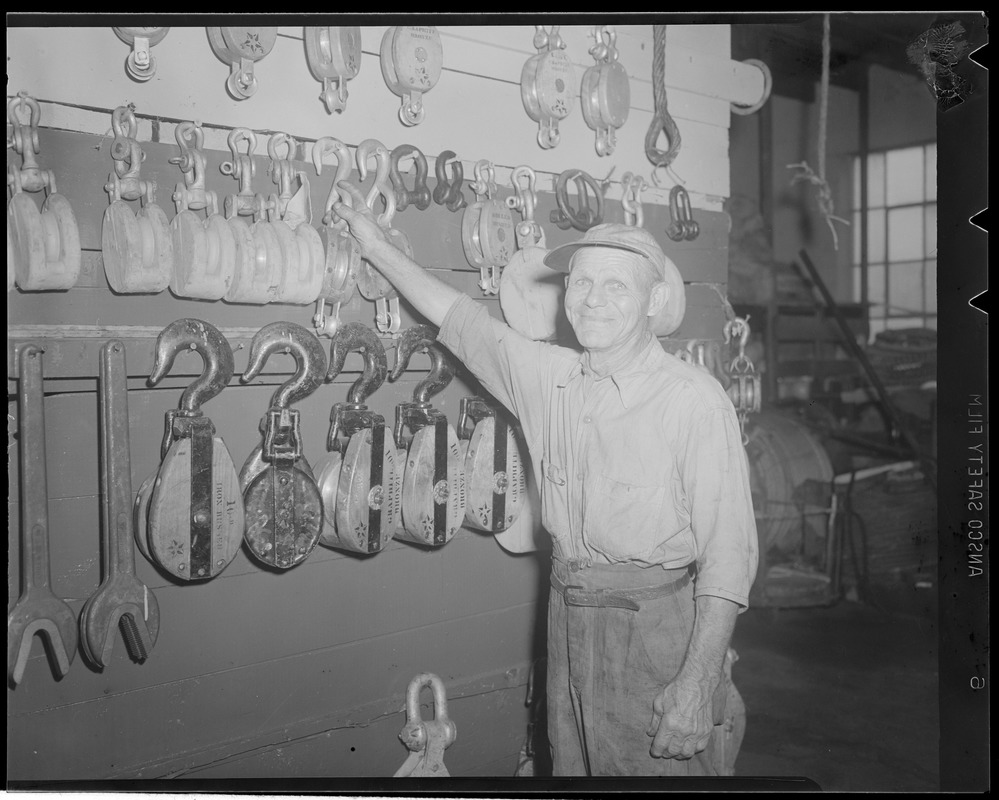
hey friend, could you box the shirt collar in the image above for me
[556,337,667,408]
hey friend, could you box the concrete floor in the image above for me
[732,587,939,792]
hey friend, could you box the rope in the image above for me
[786,14,850,250]
[645,25,681,168]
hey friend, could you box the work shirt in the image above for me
[437,294,759,609]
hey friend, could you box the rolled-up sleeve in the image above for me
[436,295,551,446]
[679,401,760,610]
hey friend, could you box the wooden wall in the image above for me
[7,22,751,781]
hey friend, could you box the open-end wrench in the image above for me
[80,340,160,668]
[7,344,79,686]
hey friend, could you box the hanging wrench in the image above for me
[7,344,79,686]
[80,341,160,668]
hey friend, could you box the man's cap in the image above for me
[542,222,686,336]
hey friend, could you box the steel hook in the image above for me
[388,324,456,405]
[312,136,353,225]
[149,318,235,415]
[326,322,389,406]
[241,321,327,410]
[356,139,396,226]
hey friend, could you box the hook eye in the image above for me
[327,322,389,405]
[241,321,327,410]
[149,318,234,414]
[388,324,455,405]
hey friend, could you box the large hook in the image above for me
[313,136,354,225]
[356,139,397,226]
[390,144,432,212]
[389,324,456,406]
[327,322,389,406]
[149,318,234,414]
[241,321,327,410]
[433,151,467,212]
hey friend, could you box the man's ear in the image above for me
[647,280,670,317]
[564,273,570,290]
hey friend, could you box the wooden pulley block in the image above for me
[113,26,170,82]
[8,192,82,291]
[305,26,362,114]
[457,398,527,533]
[242,458,324,569]
[332,423,401,554]
[207,26,278,100]
[521,26,576,150]
[101,198,173,294]
[498,244,563,342]
[170,210,237,300]
[462,162,516,290]
[133,471,157,563]
[581,26,630,157]
[223,216,283,304]
[8,222,16,292]
[319,225,360,304]
[380,26,443,126]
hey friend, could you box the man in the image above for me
[333,183,758,777]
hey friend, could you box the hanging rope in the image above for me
[786,14,850,250]
[645,24,682,169]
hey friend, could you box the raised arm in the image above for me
[332,182,461,328]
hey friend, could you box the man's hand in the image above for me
[332,180,391,258]
[646,677,715,759]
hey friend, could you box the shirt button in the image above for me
[583,416,592,424]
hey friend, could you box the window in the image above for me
[852,144,937,341]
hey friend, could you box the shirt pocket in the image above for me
[584,473,681,562]
[540,457,570,539]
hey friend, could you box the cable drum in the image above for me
[744,409,833,553]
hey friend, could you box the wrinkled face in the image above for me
[564,248,665,352]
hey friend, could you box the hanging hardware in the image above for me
[7,92,81,291]
[645,24,682,169]
[666,184,699,242]
[207,26,278,100]
[620,172,646,229]
[389,144,432,212]
[113,27,170,82]
[432,150,467,212]
[101,104,174,294]
[521,25,576,149]
[394,673,458,777]
[461,159,516,295]
[551,168,604,232]
[305,26,362,114]
[380,26,444,126]
[731,58,773,116]
[723,317,762,446]
[581,25,630,156]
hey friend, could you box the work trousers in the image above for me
[547,558,725,777]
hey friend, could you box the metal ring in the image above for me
[731,59,772,116]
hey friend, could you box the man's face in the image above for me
[564,248,663,352]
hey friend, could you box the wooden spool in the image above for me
[170,211,237,300]
[8,192,81,290]
[148,435,245,581]
[101,199,173,293]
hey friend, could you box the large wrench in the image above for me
[7,344,79,685]
[80,341,160,668]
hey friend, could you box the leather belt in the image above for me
[550,568,691,612]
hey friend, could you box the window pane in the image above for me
[868,209,886,262]
[853,156,861,209]
[868,263,885,307]
[868,152,886,208]
[869,317,887,342]
[924,315,937,331]
[925,144,937,201]
[886,146,925,206]
[852,211,862,265]
[853,265,862,302]
[925,259,937,313]
[888,261,924,315]
[924,203,937,257]
[888,206,924,262]
[885,316,925,330]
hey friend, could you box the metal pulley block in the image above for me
[139,320,244,581]
[238,323,327,569]
[550,168,604,231]
[312,137,362,338]
[355,140,403,335]
[207,26,278,100]
[220,129,282,304]
[101,105,174,294]
[394,673,457,778]
[462,160,516,296]
[168,121,237,300]
[7,93,82,291]
[431,150,467,213]
[667,184,699,241]
[380,26,443,126]
[390,326,467,547]
[305,26,362,114]
[315,323,400,555]
[620,171,646,229]
[113,27,170,82]
[499,166,562,342]
[457,397,527,533]
[521,26,576,149]
[723,317,762,443]
[389,144,432,212]
[580,26,630,156]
